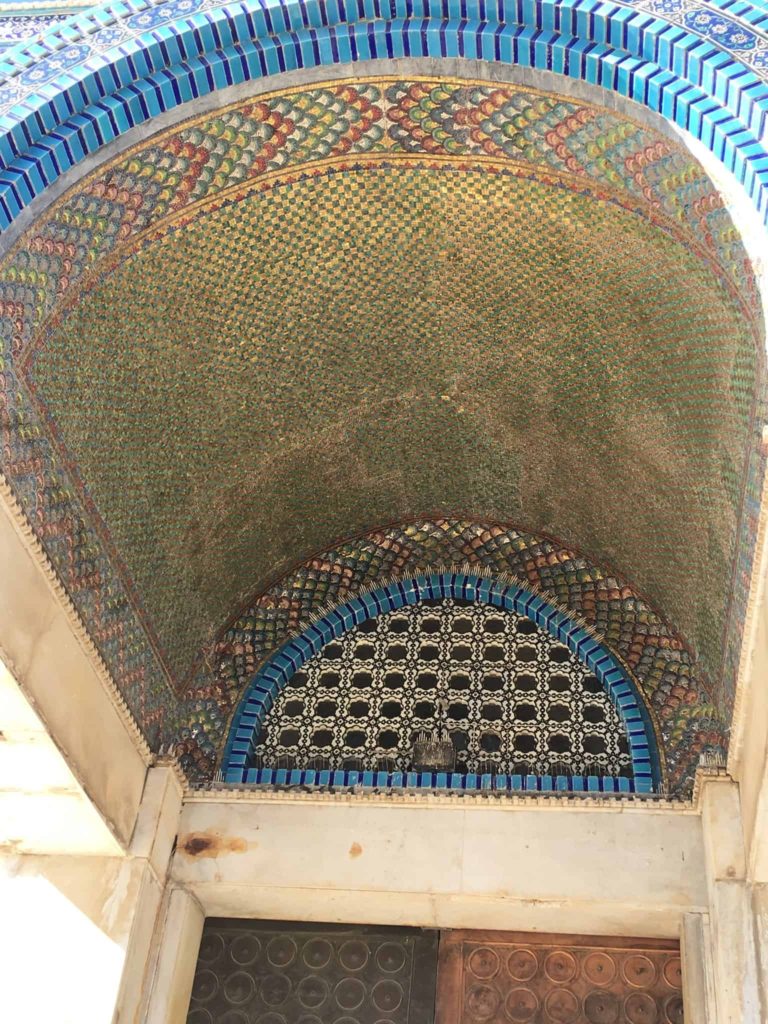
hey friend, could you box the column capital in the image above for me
[696,771,747,884]
[129,764,184,885]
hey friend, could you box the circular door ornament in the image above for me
[187,1011,213,1024]
[191,970,219,1003]
[584,991,620,1023]
[372,979,404,1013]
[469,947,500,980]
[261,975,292,1006]
[664,995,685,1024]
[584,952,617,987]
[267,936,297,968]
[297,976,329,1009]
[505,987,539,1022]
[220,1013,251,1024]
[466,983,501,1020]
[508,949,538,982]
[623,954,657,988]
[544,950,577,984]
[198,933,225,964]
[223,971,255,1005]
[339,939,369,972]
[625,992,659,1023]
[544,988,580,1023]
[302,938,333,970]
[334,978,366,1011]
[230,933,260,966]
[663,957,682,988]
[376,942,406,973]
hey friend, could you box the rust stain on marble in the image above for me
[349,842,363,858]
[179,830,248,858]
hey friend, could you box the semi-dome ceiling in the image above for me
[0,76,762,758]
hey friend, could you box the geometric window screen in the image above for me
[255,598,634,781]
[225,572,661,793]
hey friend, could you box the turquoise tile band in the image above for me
[1,0,768,232]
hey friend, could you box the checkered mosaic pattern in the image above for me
[257,598,634,778]
[26,158,758,689]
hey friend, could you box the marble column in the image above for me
[699,772,761,1023]
[112,762,184,1023]
[143,886,205,1024]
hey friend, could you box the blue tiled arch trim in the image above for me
[223,572,662,794]
[1,0,768,233]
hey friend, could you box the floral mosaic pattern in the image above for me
[625,0,768,63]
[0,14,74,55]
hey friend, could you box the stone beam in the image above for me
[172,794,707,938]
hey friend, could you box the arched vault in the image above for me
[1,11,766,795]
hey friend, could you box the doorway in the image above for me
[185,920,683,1023]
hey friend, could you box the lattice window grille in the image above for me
[253,599,633,778]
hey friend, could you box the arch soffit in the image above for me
[0,66,757,761]
[0,3,762,796]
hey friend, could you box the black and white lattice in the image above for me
[254,598,633,778]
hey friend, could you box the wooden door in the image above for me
[186,921,684,1023]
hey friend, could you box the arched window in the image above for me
[224,573,661,793]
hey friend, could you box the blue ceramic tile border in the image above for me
[0,0,767,233]
[223,572,662,793]
[222,765,638,792]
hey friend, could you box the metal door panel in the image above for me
[434,930,684,1024]
[186,919,439,1024]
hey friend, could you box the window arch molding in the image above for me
[223,571,663,793]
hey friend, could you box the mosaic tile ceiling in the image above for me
[0,78,761,782]
[1,0,767,237]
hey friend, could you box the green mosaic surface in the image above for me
[30,160,756,688]
[0,78,762,773]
